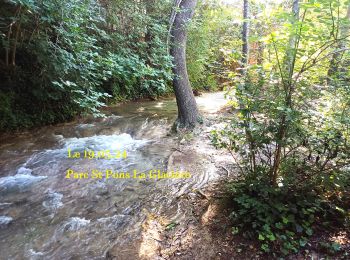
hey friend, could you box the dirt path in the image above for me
[132,108,254,260]
[105,95,349,260]
[124,109,349,260]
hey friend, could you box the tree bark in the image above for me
[240,0,256,172]
[5,26,11,67]
[241,0,249,68]
[170,0,200,128]
[11,21,21,66]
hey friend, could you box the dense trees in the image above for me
[0,0,246,131]
[0,0,174,130]
[0,0,251,132]
[212,0,350,255]
[327,3,350,81]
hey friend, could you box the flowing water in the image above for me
[0,92,227,260]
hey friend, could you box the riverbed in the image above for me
[0,92,228,259]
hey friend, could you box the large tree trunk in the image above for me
[170,0,199,128]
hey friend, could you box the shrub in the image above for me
[227,172,349,256]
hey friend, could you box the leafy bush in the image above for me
[227,173,349,256]
[0,0,173,131]
[212,0,350,256]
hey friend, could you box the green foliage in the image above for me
[187,0,241,91]
[227,173,349,256]
[212,0,350,256]
[0,0,173,131]
[319,241,343,255]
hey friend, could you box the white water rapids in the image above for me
[0,92,227,259]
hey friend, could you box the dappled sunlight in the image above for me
[196,92,229,114]
[0,0,349,258]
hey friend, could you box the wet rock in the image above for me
[16,167,32,175]
[0,202,12,209]
[62,217,90,232]
[42,190,63,213]
[0,169,47,194]
[0,216,13,228]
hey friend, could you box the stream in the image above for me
[0,92,227,260]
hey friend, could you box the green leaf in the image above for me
[275,222,283,229]
[299,238,307,247]
[282,216,289,224]
[331,242,341,252]
[305,228,313,236]
[267,233,276,241]
[261,243,270,252]
[232,227,239,235]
